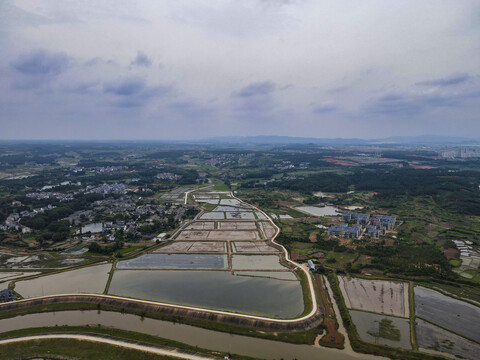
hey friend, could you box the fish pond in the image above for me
[116,254,228,270]
[416,318,479,360]
[231,255,286,270]
[108,270,304,318]
[14,263,111,298]
[415,286,480,342]
[349,310,412,349]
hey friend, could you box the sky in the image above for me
[1,0,479,140]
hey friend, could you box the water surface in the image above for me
[14,263,111,298]
[0,310,381,360]
[109,270,303,318]
[116,254,227,270]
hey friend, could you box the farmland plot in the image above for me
[14,263,111,298]
[225,212,256,220]
[415,286,480,342]
[176,230,259,241]
[154,241,226,253]
[218,221,257,230]
[416,318,479,360]
[255,211,268,220]
[184,221,216,230]
[207,230,260,241]
[233,242,280,253]
[349,310,412,349]
[219,199,245,207]
[214,206,250,212]
[259,221,277,239]
[175,230,211,241]
[0,271,40,282]
[339,276,409,317]
[232,255,286,270]
[199,212,225,220]
[195,199,219,205]
[189,241,226,253]
[153,242,194,253]
[116,254,227,270]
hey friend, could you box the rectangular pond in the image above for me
[339,276,409,317]
[116,254,228,270]
[108,270,304,319]
[415,286,480,342]
[349,310,412,349]
[199,212,225,220]
[232,255,286,270]
[296,206,340,216]
[416,318,479,360]
[14,263,111,298]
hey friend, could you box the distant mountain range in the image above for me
[206,135,479,145]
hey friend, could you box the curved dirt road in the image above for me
[0,333,221,360]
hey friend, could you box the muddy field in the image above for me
[14,263,111,298]
[0,253,89,270]
[219,199,248,207]
[218,221,258,230]
[184,221,216,230]
[339,276,409,317]
[232,255,286,270]
[415,286,480,342]
[116,254,228,270]
[199,212,225,220]
[154,241,226,253]
[416,318,479,360]
[195,199,219,204]
[258,222,276,239]
[349,310,411,349]
[0,271,41,283]
[214,206,251,212]
[255,212,268,220]
[176,230,260,241]
[225,212,256,220]
[233,242,280,253]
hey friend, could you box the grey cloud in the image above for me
[11,50,69,76]
[130,51,152,68]
[66,81,99,94]
[314,105,337,114]
[104,78,147,96]
[234,81,276,97]
[103,77,171,107]
[168,100,214,118]
[367,89,479,116]
[416,73,471,87]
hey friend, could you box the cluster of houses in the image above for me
[1,205,56,231]
[327,212,396,239]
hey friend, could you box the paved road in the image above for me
[0,334,221,360]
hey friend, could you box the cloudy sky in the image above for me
[1,0,479,140]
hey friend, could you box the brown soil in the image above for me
[361,268,384,275]
[443,248,458,259]
[314,274,344,345]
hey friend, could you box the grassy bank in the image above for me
[0,301,318,345]
[0,326,261,360]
